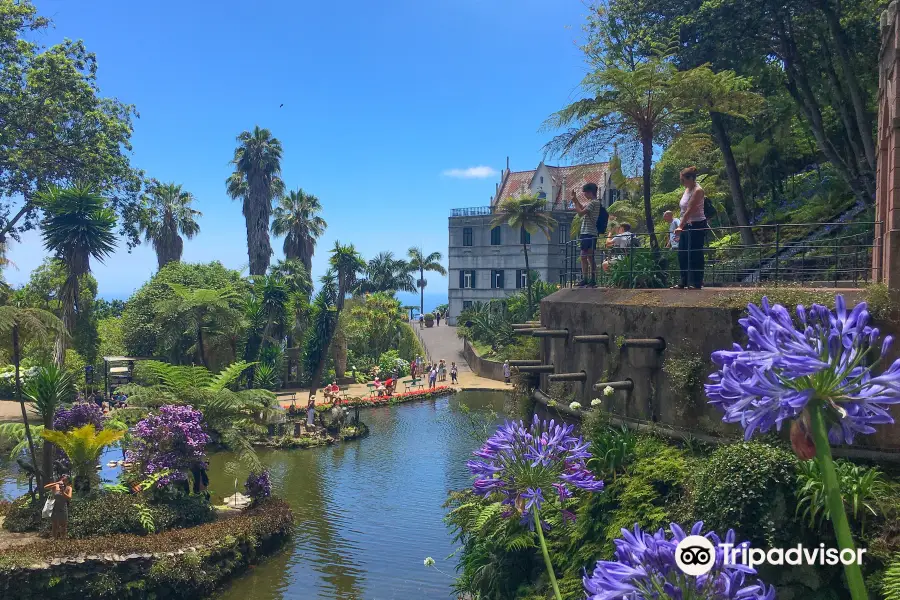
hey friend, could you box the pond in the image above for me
[1,390,511,600]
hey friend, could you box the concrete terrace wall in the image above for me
[463,338,506,381]
[536,287,900,451]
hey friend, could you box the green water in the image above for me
[208,390,508,600]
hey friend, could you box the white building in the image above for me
[446,159,616,325]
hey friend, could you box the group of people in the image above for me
[74,390,129,413]
[416,309,446,328]
[409,355,459,387]
[572,166,708,290]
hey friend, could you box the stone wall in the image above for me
[463,338,506,381]
[876,1,900,288]
[537,288,900,452]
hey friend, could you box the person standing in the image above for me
[435,311,441,327]
[450,362,459,384]
[307,395,316,428]
[503,360,511,384]
[44,475,72,539]
[571,183,604,287]
[663,211,680,249]
[673,166,708,290]
[410,359,418,380]
[429,366,438,389]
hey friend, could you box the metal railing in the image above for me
[451,206,492,217]
[558,221,882,289]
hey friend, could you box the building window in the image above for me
[463,227,473,247]
[463,301,473,310]
[459,270,475,289]
[490,269,504,289]
[516,269,528,289]
[490,226,501,245]
[540,176,544,184]
[520,227,531,245]
[558,225,570,244]
[608,188,619,204]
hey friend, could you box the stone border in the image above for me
[462,338,505,381]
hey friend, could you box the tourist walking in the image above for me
[44,475,72,539]
[436,311,441,326]
[438,359,446,382]
[450,362,459,384]
[503,360,511,384]
[410,359,418,379]
[429,366,438,389]
[674,166,708,290]
[663,210,680,249]
[571,183,606,287]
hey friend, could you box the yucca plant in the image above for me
[41,425,124,493]
[253,363,278,390]
[24,364,74,486]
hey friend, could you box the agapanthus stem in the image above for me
[808,405,868,600]
[532,508,562,600]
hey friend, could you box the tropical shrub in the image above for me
[245,470,271,504]
[0,365,39,399]
[690,441,797,547]
[126,405,210,488]
[607,250,668,289]
[796,458,887,535]
[41,425,124,493]
[377,350,409,378]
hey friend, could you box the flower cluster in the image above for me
[126,405,211,487]
[569,401,582,411]
[591,398,603,408]
[54,402,105,431]
[584,521,775,600]
[467,414,604,528]
[706,295,900,444]
[245,469,272,501]
[603,385,615,397]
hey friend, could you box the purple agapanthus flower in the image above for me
[54,402,105,431]
[467,414,603,528]
[245,469,272,501]
[584,521,776,600]
[705,295,900,444]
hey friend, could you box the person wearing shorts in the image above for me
[572,183,601,287]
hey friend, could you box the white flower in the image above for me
[424,557,435,567]
[569,401,582,410]
[591,398,602,407]
[603,385,615,397]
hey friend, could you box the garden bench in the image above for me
[406,378,424,392]
[339,385,350,400]
[402,379,414,391]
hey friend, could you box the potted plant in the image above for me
[424,313,435,327]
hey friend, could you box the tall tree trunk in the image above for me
[246,186,273,276]
[54,275,78,368]
[710,112,756,246]
[523,244,532,317]
[640,133,659,252]
[419,267,425,315]
[197,323,208,368]
[13,325,42,490]
[820,0,876,173]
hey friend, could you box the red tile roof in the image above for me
[491,161,609,209]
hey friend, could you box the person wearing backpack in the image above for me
[673,166,708,290]
[571,183,608,287]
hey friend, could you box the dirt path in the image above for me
[0,517,40,551]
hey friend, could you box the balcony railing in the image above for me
[451,206,493,217]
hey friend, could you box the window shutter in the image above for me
[471,270,476,288]
[459,270,464,289]
[515,270,522,289]
[499,271,504,289]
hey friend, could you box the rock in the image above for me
[222,492,252,510]
[126,554,139,560]
[50,559,61,566]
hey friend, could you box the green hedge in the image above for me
[3,492,216,538]
[0,499,293,600]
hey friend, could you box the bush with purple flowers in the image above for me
[53,402,105,432]
[584,521,776,600]
[468,414,604,600]
[245,470,271,503]
[126,404,211,488]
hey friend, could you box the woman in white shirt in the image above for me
[673,166,707,289]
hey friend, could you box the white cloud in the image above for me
[442,166,498,179]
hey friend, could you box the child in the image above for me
[450,362,458,384]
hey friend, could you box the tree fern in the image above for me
[132,503,155,533]
[884,555,900,600]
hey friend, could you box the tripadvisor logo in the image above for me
[674,536,867,575]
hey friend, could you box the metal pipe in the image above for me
[508,360,542,366]
[531,329,569,338]
[511,323,537,328]
[515,365,555,373]
[621,337,666,350]
[513,328,539,335]
[592,379,634,392]
[548,371,587,382]
[573,334,610,344]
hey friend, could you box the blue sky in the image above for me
[7,0,599,310]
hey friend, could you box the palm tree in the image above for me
[303,272,341,401]
[406,247,447,316]
[37,185,117,367]
[491,194,557,315]
[356,251,416,295]
[158,284,243,368]
[329,242,365,311]
[41,425,124,493]
[139,180,202,269]
[271,258,312,296]
[226,126,284,276]
[24,364,74,488]
[0,306,65,489]
[271,189,327,275]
